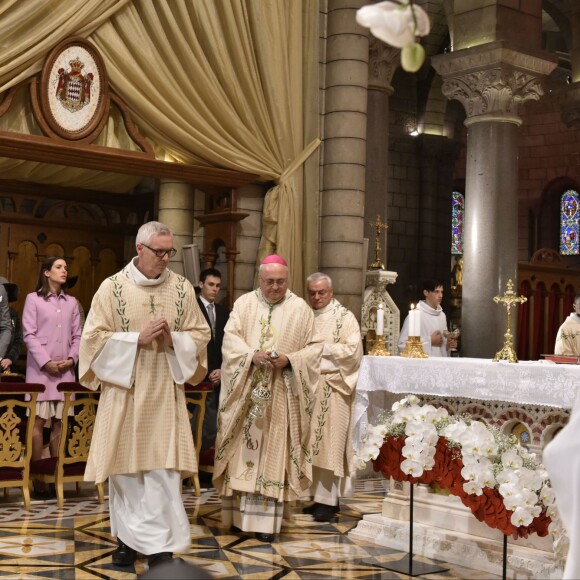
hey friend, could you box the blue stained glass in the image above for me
[451,191,464,255]
[560,190,580,255]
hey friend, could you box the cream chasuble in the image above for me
[311,299,363,477]
[554,313,580,356]
[80,259,210,484]
[214,289,323,504]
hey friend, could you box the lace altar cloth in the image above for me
[353,356,580,449]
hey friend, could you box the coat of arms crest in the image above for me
[55,56,94,113]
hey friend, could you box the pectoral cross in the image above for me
[144,295,162,316]
[369,214,389,270]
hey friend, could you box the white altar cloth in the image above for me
[354,355,580,448]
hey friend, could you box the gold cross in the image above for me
[369,214,389,270]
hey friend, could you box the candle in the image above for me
[376,303,384,336]
[409,303,421,336]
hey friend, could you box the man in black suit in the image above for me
[197,268,230,452]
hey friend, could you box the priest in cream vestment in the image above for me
[554,293,580,355]
[214,255,323,542]
[305,272,363,522]
[79,222,210,568]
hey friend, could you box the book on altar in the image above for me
[540,354,580,364]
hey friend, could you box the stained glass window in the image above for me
[451,191,464,254]
[560,190,580,255]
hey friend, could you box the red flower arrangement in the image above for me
[373,434,551,539]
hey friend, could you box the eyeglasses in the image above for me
[141,243,177,258]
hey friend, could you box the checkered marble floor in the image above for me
[0,479,499,578]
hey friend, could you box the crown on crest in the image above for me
[69,57,84,71]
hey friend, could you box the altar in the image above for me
[349,356,577,578]
[353,355,579,451]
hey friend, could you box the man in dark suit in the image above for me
[197,268,230,452]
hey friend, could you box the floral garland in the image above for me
[355,396,565,544]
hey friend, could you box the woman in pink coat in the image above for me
[23,257,81,498]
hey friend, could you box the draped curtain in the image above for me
[0,0,319,289]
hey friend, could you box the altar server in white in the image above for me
[79,221,210,569]
[398,279,457,356]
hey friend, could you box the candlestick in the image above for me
[409,304,420,336]
[376,304,384,335]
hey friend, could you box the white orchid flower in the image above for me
[405,420,433,437]
[356,0,431,72]
[499,482,520,499]
[463,481,483,496]
[476,468,496,488]
[511,507,533,527]
[517,467,543,492]
[496,470,519,486]
[356,1,430,48]
[360,442,381,460]
[440,421,468,441]
[540,485,555,506]
[423,456,436,470]
[502,449,523,469]
[368,423,389,438]
[401,458,424,476]
[521,489,540,508]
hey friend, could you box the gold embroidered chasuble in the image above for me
[214,289,323,502]
[79,262,210,484]
[555,314,580,356]
[311,299,363,477]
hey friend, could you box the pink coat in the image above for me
[22,291,81,401]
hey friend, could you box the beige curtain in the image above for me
[90,0,318,288]
[0,0,131,92]
[0,0,319,289]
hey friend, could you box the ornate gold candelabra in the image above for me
[366,329,390,356]
[368,214,389,270]
[492,279,527,363]
[400,336,428,358]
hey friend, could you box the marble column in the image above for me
[364,39,399,267]
[320,0,368,316]
[158,179,195,277]
[432,43,557,358]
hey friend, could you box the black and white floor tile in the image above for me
[0,479,499,579]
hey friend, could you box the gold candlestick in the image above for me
[492,279,527,363]
[367,329,390,356]
[368,214,389,270]
[400,336,428,358]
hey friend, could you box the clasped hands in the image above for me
[252,350,289,370]
[138,318,173,348]
[43,359,74,376]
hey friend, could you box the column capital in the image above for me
[432,41,558,126]
[560,81,580,128]
[368,37,399,95]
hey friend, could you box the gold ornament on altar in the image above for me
[368,214,388,270]
[492,279,527,363]
[366,329,390,356]
[400,335,428,358]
